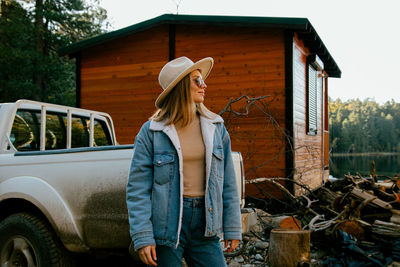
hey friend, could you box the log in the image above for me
[370,187,397,202]
[390,214,400,225]
[375,181,395,190]
[261,215,301,230]
[316,187,340,206]
[391,209,400,215]
[268,229,310,267]
[350,188,392,210]
[372,220,400,237]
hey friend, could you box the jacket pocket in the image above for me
[153,153,175,185]
[212,146,224,160]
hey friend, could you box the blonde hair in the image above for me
[150,74,215,127]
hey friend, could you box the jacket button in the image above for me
[209,208,212,212]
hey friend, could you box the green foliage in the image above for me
[329,98,400,153]
[0,0,109,106]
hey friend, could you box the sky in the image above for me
[100,0,400,104]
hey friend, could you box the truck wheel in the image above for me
[0,213,73,267]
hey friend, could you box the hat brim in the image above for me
[155,57,214,109]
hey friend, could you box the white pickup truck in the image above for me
[0,100,245,266]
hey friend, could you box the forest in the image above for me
[0,0,109,106]
[329,98,400,154]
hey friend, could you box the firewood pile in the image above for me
[314,174,400,238]
[225,175,400,267]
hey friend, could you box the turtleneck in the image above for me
[176,114,206,197]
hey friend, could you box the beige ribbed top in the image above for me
[176,114,206,197]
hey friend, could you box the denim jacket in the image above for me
[126,114,242,251]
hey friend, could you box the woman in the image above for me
[126,56,242,266]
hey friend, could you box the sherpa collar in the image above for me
[149,114,223,131]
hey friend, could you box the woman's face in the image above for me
[190,70,207,104]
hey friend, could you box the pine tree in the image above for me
[0,0,108,105]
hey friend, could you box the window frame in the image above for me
[306,54,324,136]
[10,108,113,151]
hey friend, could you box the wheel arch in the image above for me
[0,176,89,252]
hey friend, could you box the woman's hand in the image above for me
[138,245,157,266]
[224,239,239,253]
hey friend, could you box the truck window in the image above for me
[10,111,40,151]
[46,113,67,149]
[11,109,112,150]
[32,111,67,150]
[70,116,89,148]
[93,119,112,146]
[70,116,112,148]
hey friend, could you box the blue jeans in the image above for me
[151,197,227,267]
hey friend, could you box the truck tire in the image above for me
[0,212,74,267]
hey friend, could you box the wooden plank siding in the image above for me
[76,22,333,197]
[292,33,326,193]
[80,25,170,144]
[175,25,287,196]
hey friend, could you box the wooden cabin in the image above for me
[60,14,341,197]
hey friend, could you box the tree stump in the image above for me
[268,229,310,267]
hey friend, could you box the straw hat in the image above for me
[155,56,214,108]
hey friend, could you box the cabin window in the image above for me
[307,64,318,135]
[306,54,323,136]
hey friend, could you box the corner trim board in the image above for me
[284,30,295,194]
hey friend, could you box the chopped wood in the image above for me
[245,173,400,258]
[390,214,400,225]
[361,212,393,220]
[261,215,301,230]
[268,229,310,267]
[375,181,395,190]
[350,197,375,219]
[391,209,400,215]
[372,220,400,237]
[350,188,392,210]
[315,187,340,206]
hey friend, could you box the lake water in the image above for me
[330,154,400,178]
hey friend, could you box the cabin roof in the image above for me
[59,14,341,78]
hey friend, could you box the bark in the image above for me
[268,229,310,267]
[350,187,392,210]
[316,187,341,207]
[372,220,400,237]
[390,214,400,224]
